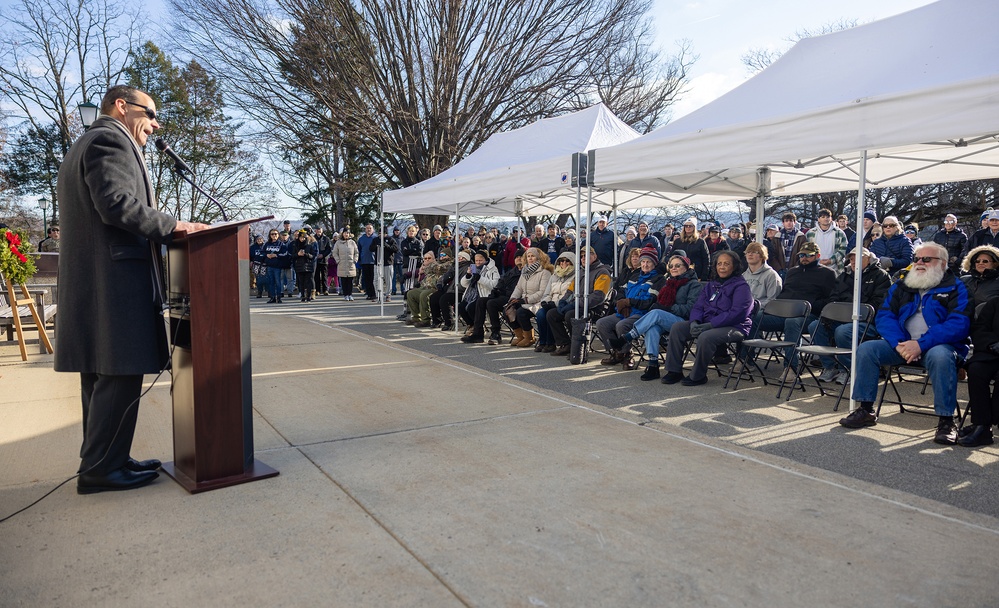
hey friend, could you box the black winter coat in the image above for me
[968,296,999,363]
[779,261,837,316]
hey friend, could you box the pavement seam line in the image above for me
[302,315,999,535]
[264,405,576,450]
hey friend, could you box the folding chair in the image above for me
[682,300,761,378]
[587,288,618,354]
[781,302,876,410]
[726,299,811,390]
[874,362,963,420]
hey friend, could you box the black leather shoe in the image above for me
[933,416,958,446]
[957,424,994,448]
[125,457,162,472]
[661,371,684,385]
[640,365,660,381]
[680,375,707,386]
[77,467,159,495]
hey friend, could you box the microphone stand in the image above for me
[168,163,229,222]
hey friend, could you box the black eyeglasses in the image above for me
[913,256,939,263]
[126,101,158,121]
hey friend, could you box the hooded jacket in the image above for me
[742,263,783,308]
[689,274,754,336]
[544,251,577,304]
[876,270,973,358]
[460,258,500,298]
[960,245,999,307]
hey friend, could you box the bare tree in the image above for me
[741,19,859,74]
[168,0,692,230]
[0,0,144,220]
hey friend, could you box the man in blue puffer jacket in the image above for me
[839,242,973,446]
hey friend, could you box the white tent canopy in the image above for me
[592,0,999,199]
[382,104,724,217]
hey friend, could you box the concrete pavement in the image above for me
[2,296,998,607]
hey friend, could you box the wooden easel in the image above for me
[3,274,53,361]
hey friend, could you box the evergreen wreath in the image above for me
[0,228,37,285]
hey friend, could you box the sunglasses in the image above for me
[797,252,817,258]
[667,263,686,269]
[882,223,899,228]
[913,256,939,263]
[975,258,994,264]
[126,100,158,121]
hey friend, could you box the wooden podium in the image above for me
[161,216,278,493]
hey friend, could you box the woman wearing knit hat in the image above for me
[596,245,665,370]
[661,250,754,387]
[609,251,703,380]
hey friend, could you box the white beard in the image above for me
[904,265,946,290]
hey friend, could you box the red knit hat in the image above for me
[639,245,659,265]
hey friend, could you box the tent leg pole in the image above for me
[575,183,582,319]
[455,205,460,334]
[379,197,384,317]
[850,151,869,413]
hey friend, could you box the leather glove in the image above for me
[616,298,630,311]
[990,342,999,356]
[689,322,713,337]
[878,256,892,269]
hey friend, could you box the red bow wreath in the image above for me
[5,230,27,263]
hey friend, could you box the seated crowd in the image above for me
[390,210,999,449]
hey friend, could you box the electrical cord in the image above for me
[0,304,188,524]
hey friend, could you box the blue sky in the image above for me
[652,0,935,119]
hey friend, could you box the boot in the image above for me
[306,289,314,302]
[933,416,958,446]
[516,328,535,347]
[511,328,524,346]
[640,363,660,381]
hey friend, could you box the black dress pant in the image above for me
[457,300,476,327]
[314,263,328,293]
[548,308,573,346]
[469,297,490,336]
[430,290,454,325]
[966,359,999,426]
[79,373,144,476]
[486,295,510,334]
[361,263,375,297]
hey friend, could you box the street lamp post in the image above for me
[77,101,99,130]
[38,197,49,235]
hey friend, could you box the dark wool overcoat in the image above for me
[54,116,177,375]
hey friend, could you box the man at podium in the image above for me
[55,85,209,495]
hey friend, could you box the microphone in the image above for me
[155,138,193,174]
[155,138,229,222]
